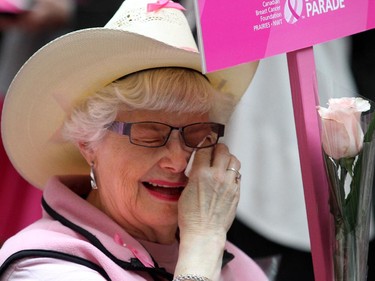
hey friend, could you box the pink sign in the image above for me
[196,1,375,280]
[196,0,375,72]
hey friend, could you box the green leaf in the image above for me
[340,157,355,177]
[364,111,375,142]
[343,153,362,232]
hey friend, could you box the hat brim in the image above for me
[1,27,258,189]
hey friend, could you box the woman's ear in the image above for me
[78,142,96,165]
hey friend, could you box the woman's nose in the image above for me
[159,131,191,173]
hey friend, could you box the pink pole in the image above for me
[287,47,333,281]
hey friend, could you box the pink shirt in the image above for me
[0,176,268,280]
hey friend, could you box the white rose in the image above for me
[318,97,370,160]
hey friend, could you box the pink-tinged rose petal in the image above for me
[327,97,370,112]
[355,98,371,112]
[321,118,351,160]
[318,97,369,159]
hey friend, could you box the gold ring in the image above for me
[226,168,242,183]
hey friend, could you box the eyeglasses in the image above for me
[106,121,225,148]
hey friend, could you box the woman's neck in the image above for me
[87,190,178,245]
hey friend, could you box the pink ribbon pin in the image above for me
[147,0,186,12]
[114,233,154,268]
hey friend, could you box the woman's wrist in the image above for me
[174,233,226,280]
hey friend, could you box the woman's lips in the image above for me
[142,181,184,201]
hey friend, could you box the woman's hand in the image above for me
[178,143,241,238]
[175,143,241,280]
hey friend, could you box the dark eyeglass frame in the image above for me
[106,121,225,148]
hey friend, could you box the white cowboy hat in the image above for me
[1,0,258,189]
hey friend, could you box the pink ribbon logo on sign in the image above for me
[284,0,304,24]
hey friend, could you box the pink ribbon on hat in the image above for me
[147,0,186,12]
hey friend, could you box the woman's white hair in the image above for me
[63,68,226,148]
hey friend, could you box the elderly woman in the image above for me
[0,0,265,280]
